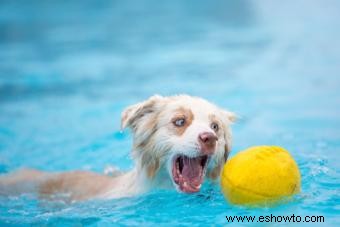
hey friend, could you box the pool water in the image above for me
[0,0,339,226]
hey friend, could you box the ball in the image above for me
[221,146,301,205]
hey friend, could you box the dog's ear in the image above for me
[207,145,230,180]
[222,110,237,124]
[121,95,164,131]
[220,109,236,163]
[224,145,230,162]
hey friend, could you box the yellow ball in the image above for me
[221,146,301,205]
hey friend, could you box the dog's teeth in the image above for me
[193,184,201,190]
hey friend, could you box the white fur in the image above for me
[0,95,236,201]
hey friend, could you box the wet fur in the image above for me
[0,95,236,201]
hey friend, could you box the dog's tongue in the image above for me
[181,156,203,192]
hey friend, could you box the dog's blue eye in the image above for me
[174,118,185,127]
[211,122,219,132]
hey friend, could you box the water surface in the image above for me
[0,0,339,226]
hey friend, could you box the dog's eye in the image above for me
[174,118,186,127]
[211,122,219,132]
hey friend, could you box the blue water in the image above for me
[0,0,340,226]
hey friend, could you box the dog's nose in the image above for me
[198,132,218,155]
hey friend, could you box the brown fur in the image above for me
[121,95,163,131]
[171,107,194,136]
[146,157,160,178]
[129,101,156,131]
[224,145,230,162]
[134,112,162,179]
[208,114,224,137]
[39,171,113,201]
[206,114,231,180]
[138,136,170,179]
[208,163,223,180]
[0,95,236,201]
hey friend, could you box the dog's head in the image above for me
[121,95,236,193]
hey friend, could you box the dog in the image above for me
[0,95,236,202]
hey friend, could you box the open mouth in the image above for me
[172,155,209,193]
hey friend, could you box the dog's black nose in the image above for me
[198,132,218,154]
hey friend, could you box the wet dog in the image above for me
[0,95,236,201]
